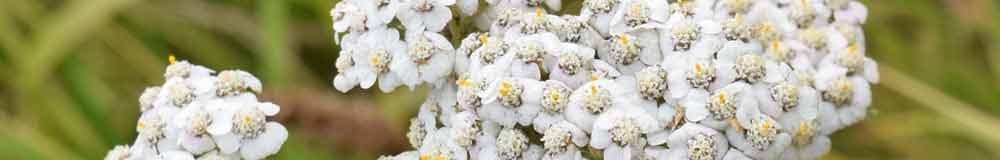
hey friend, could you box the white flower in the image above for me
[139,86,161,112]
[456,33,488,74]
[532,80,574,132]
[334,46,363,92]
[508,8,560,36]
[503,33,561,79]
[777,110,833,160]
[553,16,605,49]
[349,0,399,28]
[814,69,871,129]
[354,28,407,92]
[481,128,535,160]
[379,151,420,160]
[715,41,791,84]
[171,101,218,154]
[609,0,668,34]
[469,35,511,72]
[104,145,132,160]
[590,106,660,160]
[480,78,544,127]
[580,0,622,35]
[135,106,181,152]
[827,0,867,24]
[419,129,469,160]
[725,114,790,159]
[666,123,729,160]
[330,2,368,42]
[819,43,879,83]
[393,31,456,86]
[601,33,661,74]
[565,79,618,132]
[690,82,757,130]
[783,0,831,28]
[206,99,287,159]
[164,60,215,80]
[546,43,597,89]
[397,0,455,32]
[213,70,263,97]
[661,17,722,57]
[540,121,588,160]
[407,117,435,149]
[753,81,821,119]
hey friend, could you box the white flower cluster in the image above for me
[331,0,875,159]
[105,58,288,160]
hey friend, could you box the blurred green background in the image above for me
[0,0,998,159]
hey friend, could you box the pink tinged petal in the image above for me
[240,123,288,160]
[214,134,241,154]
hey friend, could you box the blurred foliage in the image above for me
[0,0,998,159]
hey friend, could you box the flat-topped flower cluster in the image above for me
[105,58,288,160]
[331,0,875,159]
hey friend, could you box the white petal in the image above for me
[240,123,289,160]
[213,134,241,154]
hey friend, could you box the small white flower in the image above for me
[819,43,879,83]
[171,101,218,154]
[331,2,368,41]
[397,0,455,32]
[206,99,287,159]
[778,111,833,160]
[546,43,597,88]
[214,70,263,97]
[666,123,729,160]
[784,0,830,28]
[164,60,215,80]
[828,0,867,24]
[565,80,617,132]
[726,114,790,159]
[407,117,434,149]
[419,129,469,160]
[690,82,757,130]
[354,28,407,92]
[135,106,181,152]
[635,65,669,100]
[480,78,544,127]
[503,33,561,79]
[392,31,456,86]
[609,0,668,34]
[456,33,487,74]
[139,86,161,112]
[493,128,531,160]
[590,106,660,160]
[532,80,574,132]
[540,121,588,159]
[104,145,132,160]
[581,0,622,35]
[470,35,511,72]
[553,16,605,49]
[814,70,871,129]
[661,18,722,55]
[349,0,399,28]
[334,46,363,92]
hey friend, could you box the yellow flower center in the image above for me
[499,81,513,96]
[137,122,146,129]
[479,34,488,44]
[535,7,543,17]
[618,35,630,45]
[168,54,177,64]
[694,63,703,73]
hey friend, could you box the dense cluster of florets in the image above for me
[333,0,875,159]
[105,58,288,160]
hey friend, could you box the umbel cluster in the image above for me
[105,57,288,160]
[332,0,876,159]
